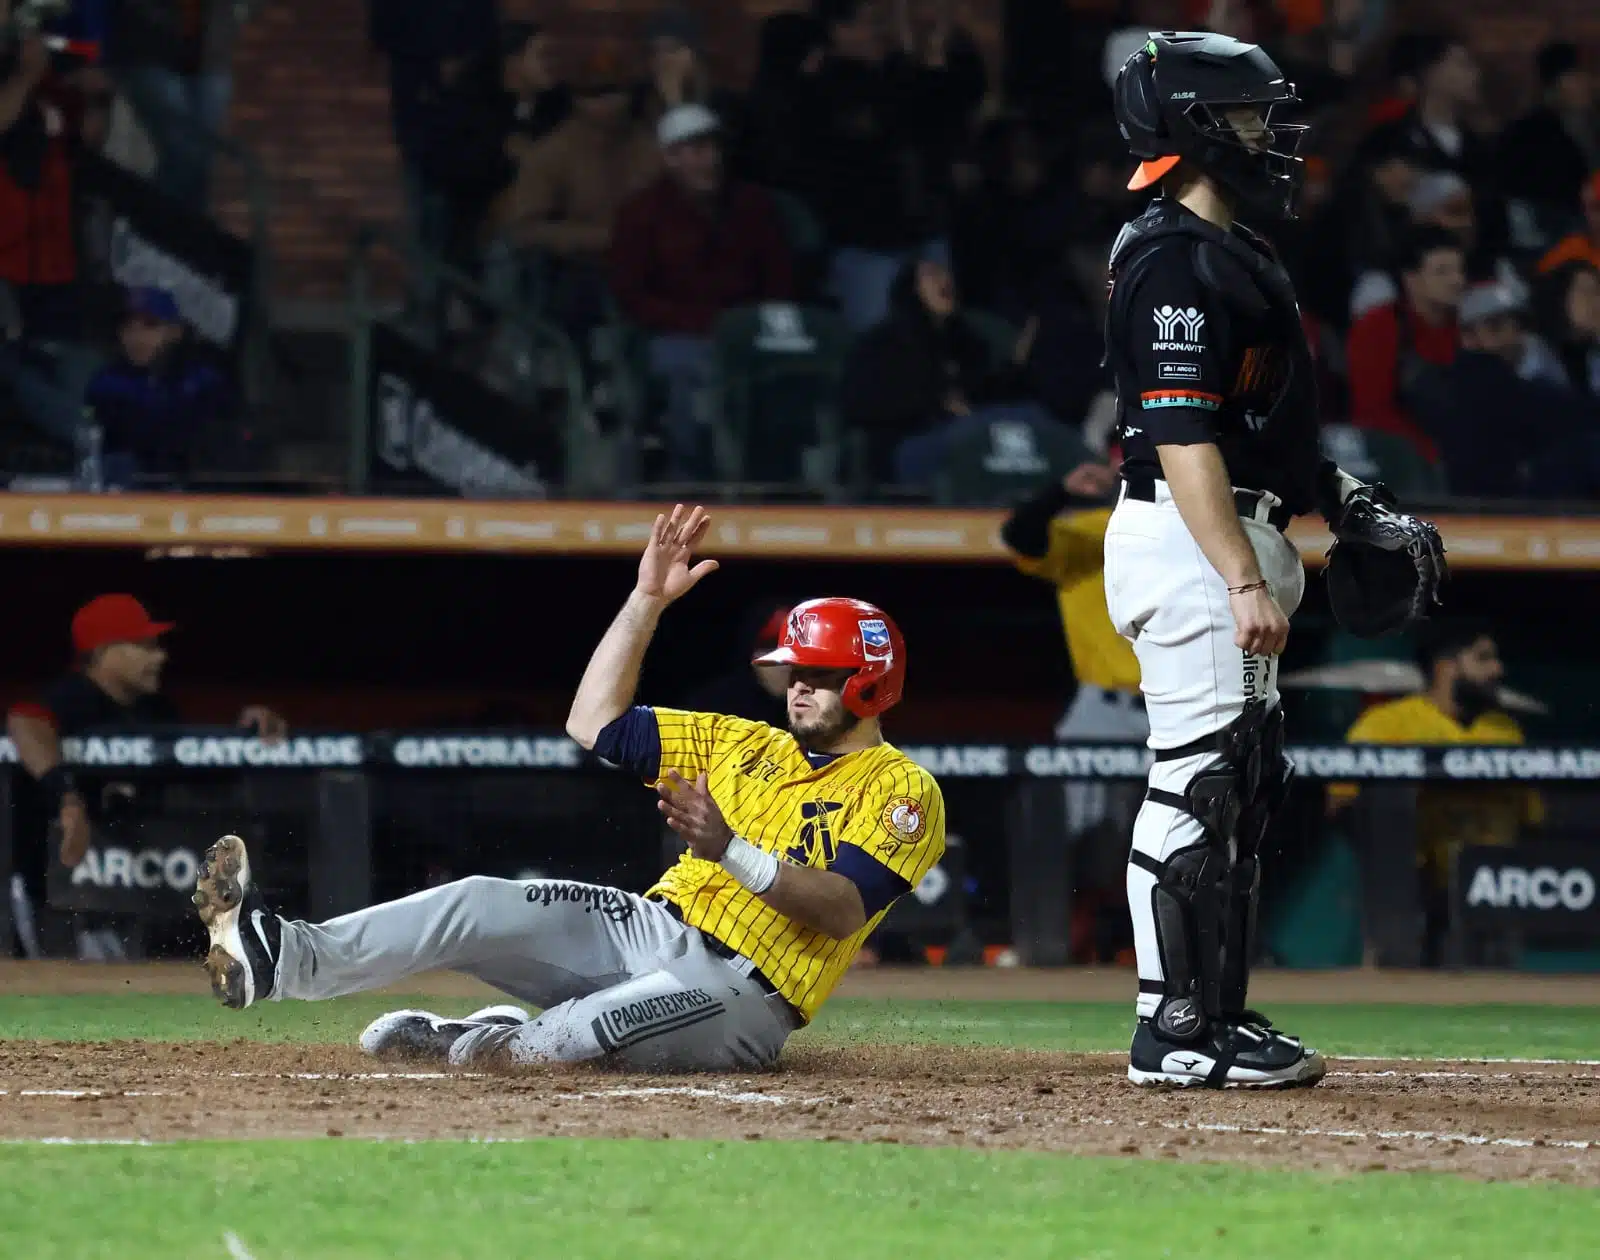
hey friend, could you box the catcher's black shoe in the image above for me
[193,834,281,1009]
[1128,1017,1326,1088]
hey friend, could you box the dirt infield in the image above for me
[2,964,1599,1183]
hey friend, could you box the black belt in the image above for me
[653,897,794,1012]
[1120,475,1293,533]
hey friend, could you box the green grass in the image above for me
[0,1139,1593,1260]
[3,994,1599,1061]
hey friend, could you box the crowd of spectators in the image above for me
[361,0,1600,501]
[2,0,1598,501]
[0,0,240,487]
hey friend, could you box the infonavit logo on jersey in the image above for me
[1152,305,1206,352]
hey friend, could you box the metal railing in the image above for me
[344,224,590,494]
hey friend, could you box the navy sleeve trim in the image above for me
[830,842,914,919]
[592,705,662,780]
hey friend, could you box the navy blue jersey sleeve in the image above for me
[829,842,914,918]
[1125,251,1223,446]
[591,705,662,779]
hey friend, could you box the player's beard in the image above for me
[1452,675,1500,725]
[789,705,859,750]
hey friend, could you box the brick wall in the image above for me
[214,0,1593,308]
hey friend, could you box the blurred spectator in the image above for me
[423,21,572,263]
[637,6,740,138]
[1331,620,1538,967]
[106,0,243,208]
[0,21,99,453]
[84,287,230,488]
[839,258,1050,483]
[486,43,659,339]
[610,105,796,478]
[682,601,791,727]
[810,0,985,331]
[370,0,497,319]
[741,12,827,195]
[1408,282,1600,498]
[5,595,287,959]
[1345,225,1463,461]
[1530,260,1600,400]
[1498,42,1597,231]
[951,115,1070,320]
[1300,129,1418,329]
[1366,33,1505,256]
[1537,172,1600,275]
[950,118,1116,431]
[1347,169,1516,321]
[1268,0,1378,111]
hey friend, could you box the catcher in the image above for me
[1103,33,1447,1087]
[192,505,946,1071]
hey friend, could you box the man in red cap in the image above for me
[5,594,285,959]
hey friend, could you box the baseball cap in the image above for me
[657,103,719,150]
[72,594,175,654]
[126,286,181,323]
[1458,282,1523,327]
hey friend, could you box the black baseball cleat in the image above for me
[193,834,281,1009]
[359,1006,531,1062]
[1128,1017,1326,1088]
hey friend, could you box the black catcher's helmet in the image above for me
[1113,31,1307,218]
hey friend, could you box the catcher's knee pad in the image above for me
[1140,701,1296,1035]
[1157,700,1294,856]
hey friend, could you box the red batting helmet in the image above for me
[752,597,905,718]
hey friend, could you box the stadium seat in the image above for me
[930,410,1094,506]
[1322,424,1446,499]
[709,303,852,488]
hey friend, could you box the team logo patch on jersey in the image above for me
[879,796,924,842]
[1157,361,1201,381]
[859,619,892,660]
[1151,304,1205,352]
[787,799,844,866]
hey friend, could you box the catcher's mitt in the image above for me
[1324,485,1448,638]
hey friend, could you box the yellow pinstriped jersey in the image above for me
[1011,507,1141,692]
[643,708,945,1021]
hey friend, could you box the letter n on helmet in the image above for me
[752,597,906,718]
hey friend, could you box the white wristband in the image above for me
[719,834,780,895]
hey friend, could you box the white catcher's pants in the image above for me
[274,877,801,1070]
[1104,481,1305,1019]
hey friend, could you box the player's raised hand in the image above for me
[657,770,733,861]
[636,504,719,605]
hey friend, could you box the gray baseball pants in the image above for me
[272,877,802,1071]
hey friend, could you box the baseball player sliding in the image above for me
[1105,34,1447,1087]
[192,505,946,1071]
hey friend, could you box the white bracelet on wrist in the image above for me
[719,834,780,895]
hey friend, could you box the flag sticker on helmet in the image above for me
[879,795,925,842]
[859,619,892,660]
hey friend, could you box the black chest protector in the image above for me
[1106,201,1322,515]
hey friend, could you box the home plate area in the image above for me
[2,1040,1597,1183]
